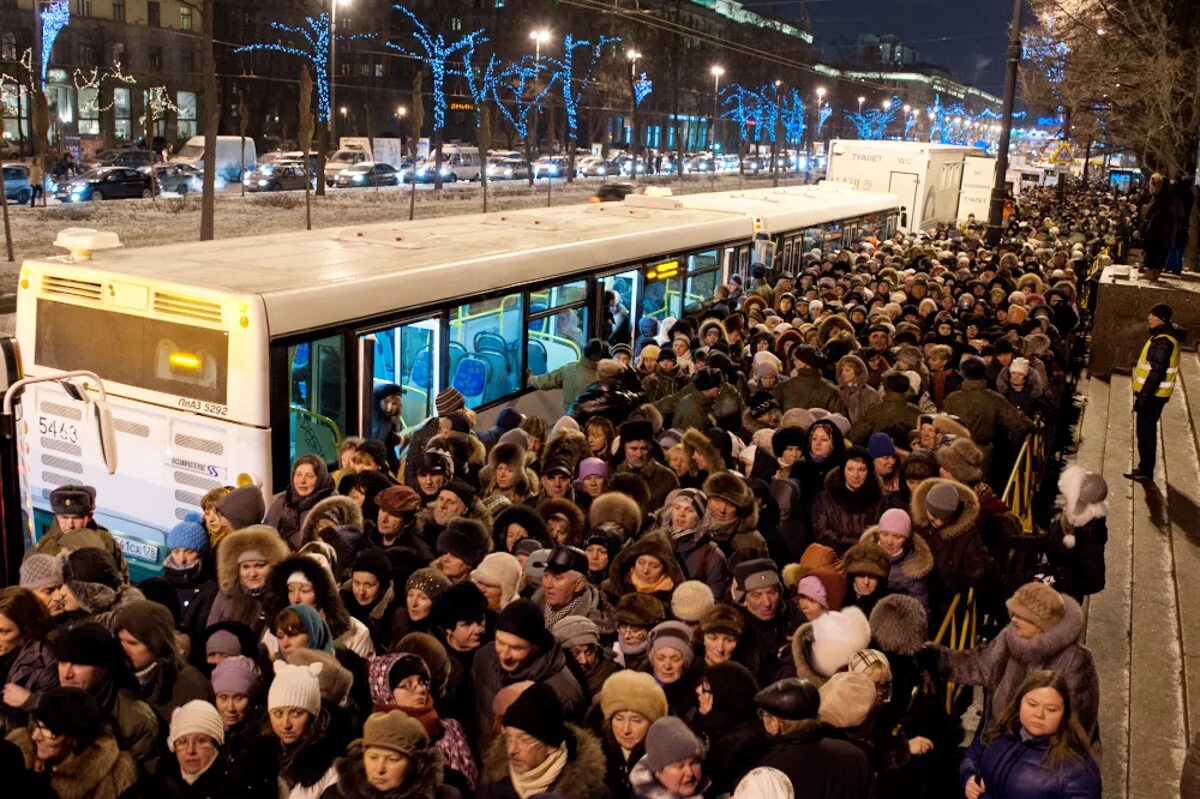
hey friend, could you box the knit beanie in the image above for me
[818,672,877,728]
[268,660,323,716]
[748,390,780,420]
[699,603,744,637]
[796,574,829,609]
[551,615,600,650]
[648,620,694,669]
[670,488,708,520]
[363,710,429,756]
[469,552,523,607]
[19,553,62,590]
[936,439,985,485]
[352,548,393,586]
[217,484,267,531]
[435,387,466,416]
[598,670,669,724]
[578,457,609,481]
[502,682,566,747]
[924,482,962,520]
[670,581,715,623]
[211,655,262,697]
[169,700,225,750]
[167,512,209,554]
[877,508,912,540]
[644,716,706,771]
[866,433,895,460]
[205,630,242,658]
[406,567,452,599]
[496,598,551,648]
[1150,303,1173,323]
[1005,582,1067,632]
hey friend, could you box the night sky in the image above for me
[743,0,1013,93]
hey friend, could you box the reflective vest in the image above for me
[1133,333,1180,398]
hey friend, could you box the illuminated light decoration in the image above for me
[141,85,179,128]
[73,61,136,114]
[780,88,806,143]
[40,0,71,86]
[847,95,900,140]
[816,102,832,136]
[926,94,945,142]
[386,4,486,132]
[234,14,373,122]
[754,84,780,144]
[543,33,621,142]
[634,72,652,108]
[903,111,917,139]
[720,83,760,144]
[492,55,557,140]
[461,45,503,139]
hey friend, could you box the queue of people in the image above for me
[4,186,1129,799]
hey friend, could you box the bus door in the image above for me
[599,268,640,347]
[287,334,346,466]
[356,317,441,454]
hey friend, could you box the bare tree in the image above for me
[199,0,218,241]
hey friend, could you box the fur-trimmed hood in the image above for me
[333,738,444,799]
[818,314,857,346]
[868,593,929,656]
[604,531,686,596]
[910,477,979,540]
[699,317,729,345]
[589,491,643,539]
[215,525,290,594]
[860,526,933,580]
[537,497,586,544]
[1058,465,1108,528]
[836,353,869,386]
[266,553,352,638]
[492,503,551,551]
[300,495,364,545]
[9,729,137,799]
[482,723,608,799]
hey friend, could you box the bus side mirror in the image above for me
[0,337,22,393]
[92,398,118,475]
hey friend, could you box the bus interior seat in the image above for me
[402,388,430,426]
[474,331,510,367]
[410,348,433,390]
[526,340,548,375]
[476,350,511,397]
[448,341,468,381]
[452,357,489,403]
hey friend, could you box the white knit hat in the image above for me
[268,660,323,716]
[168,700,225,750]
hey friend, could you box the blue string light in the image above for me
[780,88,806,143]
[40,0,71,86]
[846,95,900,140]
[720,84,759,143]
[817,103,832,136]
[234,14,373,123]
[386,4,486,132]
[634,73,652,108]
[492,56,557,140]
[543,34,620,141]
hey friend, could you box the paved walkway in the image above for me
[1075,352,1200,799]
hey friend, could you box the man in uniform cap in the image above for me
[26,485,128,580]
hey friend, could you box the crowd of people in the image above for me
[2,186,1140,799]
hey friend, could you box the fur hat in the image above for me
[432,581,488,629]
[543,429,589,474]
[869,594,928,656]
[810,607,872,677]
[599,669,669,724]
[1006,582,1067,631]
[818,672,877,729]
[216,525,290,593]
[536,498,586,545]
[436,518,491,567]
[362,710,429,756]
[589,492,643,538]
[936,438,984,484]
[843,542,891,580]
[699,603,744,637]
[287,648,354,706]
[30,687,104,744]
[614,592,665,628]
[670,581,715,623]
[702,471,754,518]
[377,486,422,516]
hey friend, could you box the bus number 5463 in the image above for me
[38,415,79,444]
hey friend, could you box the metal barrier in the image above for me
[1001,423,1047,534]
[932,587,978,712]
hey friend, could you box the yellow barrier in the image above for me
[932,587,978,713]
[1001,424,1046,535]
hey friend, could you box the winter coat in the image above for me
[569,369,648,425]
[811,467,886,556]
[752,721,873,799]
[208,525,289,633]
[478,723,612,799]
[530,357,600,413]
[266,473,338,552]
[741,606,790,687]
[960,729,1100,799]
[322,739,460,799]
[470,637,586,744]
[93,678,161,775]
[847,390,922,445]
[860,526,933,612]
[275,716,345,799]
[133,657,214,726]
[926,368,963,411]
[163,561,219,647]
[340,582,399,651]
[601,732,643,799]
[1134,322,1188,400]
[773,369,846,414]
[839,380,881,424]
[642,366,687,404]
[910,478,992,599]
[0,638,58,736]
[1141,190,1178,266]
[667,527,730,599]
[1035,468,1108,602]
[936,593,1099,736]
[996,367,1050,421]
[770,476,809,561]
[943,378,1033,445]
[6,728,138,799]
[614,459,680,511]
[155,747,279,799]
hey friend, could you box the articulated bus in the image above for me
[13,182,897,578]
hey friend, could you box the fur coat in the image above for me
[7,729,138,799]
[478,724,611,799]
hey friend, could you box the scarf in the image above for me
[543,587,596,629]
[630,571,675,595]
[508,744,568,799]
[396,698,443,739]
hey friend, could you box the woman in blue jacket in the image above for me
[960,669,1100,799]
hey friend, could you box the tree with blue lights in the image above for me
[634,73,653,108]
[462,46,504,209]
[848,96,900,140]
[39,0,70,87]
[720,84,760,173]
[492,56,558,184]
[816,102,832,137]
[386,3,486,189]
[542,33,620,182]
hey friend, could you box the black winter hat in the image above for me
[496,598,551,648]
[66,547,122,590]
[502,682,566,747]
[352,548,393,585]
[32,687,105,744]
[584,339,609,361]
[754,677,820,721]
[693,367,724,392]
[793,345,826,370]
[883,371,911,394]
[112,599,178,662]
[619,420,654,445]
[960,356,986,380]
[441,479,476,509]
[436,518,490,567]
[432,581,488,630]
[357,439,391,468]
[55,622,121,670]
[1150,303,1173,323]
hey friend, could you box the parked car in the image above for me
[84,148,156,170]
[485,155,531,181]
[324,147,370,184]
[2,164,32,204]
[334,162,400,187]
[245,160,314,192]
[145,163,203,195]
[55,167,153,202]
[576,156,611,177]
[532,155,571,178]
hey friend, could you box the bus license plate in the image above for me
[114,536,159,564]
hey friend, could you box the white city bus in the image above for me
[13,183,897,578]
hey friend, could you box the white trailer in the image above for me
[825,140,983,233]
[958,155,997,224]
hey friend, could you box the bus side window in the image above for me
[289,335,345,465]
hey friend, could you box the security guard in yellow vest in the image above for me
[1126,303,1185,481]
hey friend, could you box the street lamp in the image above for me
[627,50,641,176]
[902,104,911,139]
[529,29,550,64]
[329,0,352,142]
[709,65,724,153]
[858,96,865,113]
